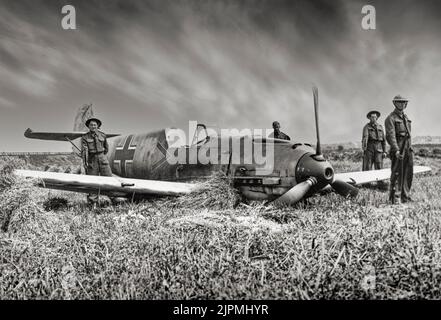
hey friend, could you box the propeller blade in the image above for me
[312,86,321,156]
[273,178,316,205]
[330,180,359,198]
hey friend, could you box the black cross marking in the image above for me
[114,135,136,176]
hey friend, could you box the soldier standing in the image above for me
[269,121,291,140]
[362,110,387,171]
[81,118,113,206]
[385,95,413,204]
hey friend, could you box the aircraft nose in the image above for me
[295,153,334,187]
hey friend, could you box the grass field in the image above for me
[0,155,440,299]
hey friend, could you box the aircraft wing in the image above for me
[14,169,198,197]
[332,165,431,186]
[24,128,120,141]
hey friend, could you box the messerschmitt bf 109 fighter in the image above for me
[16,88,430,206]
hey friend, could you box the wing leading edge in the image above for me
[24,128,120,141]
[14,169,198,197]
[332,165,431,186]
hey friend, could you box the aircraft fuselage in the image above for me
[105,129,334,201]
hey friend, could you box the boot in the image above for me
[389,191,401,205]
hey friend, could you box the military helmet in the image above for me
[392,95,409,102]
[366,110,381,119]
[85,117,102,128]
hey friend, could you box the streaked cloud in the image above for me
[0,0,440,151]
[0,96,15,109]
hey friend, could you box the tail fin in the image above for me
[24,104,120,157]
[74,103,94,132]
[72,104,94,154]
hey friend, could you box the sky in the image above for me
[1,0,441,151]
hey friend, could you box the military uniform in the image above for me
[81,119,113,204]
[385,101,413,204]
[269,131,291,141]
[362,122,386,170]
[269,121,291,141]
[81,130,112,176]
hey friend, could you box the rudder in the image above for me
[72,104,94,155]
[74,103,94,132]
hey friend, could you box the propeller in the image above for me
[312,86,358,199]
[272,178,317,206]
[312,86,321,156]
[271,86,359,206]
[330,179,359,198]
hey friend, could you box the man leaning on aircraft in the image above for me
[81,117,113,205]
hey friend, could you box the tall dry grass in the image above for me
[0,157,440,299]
[0,161,44,233]
[160,171,241,210]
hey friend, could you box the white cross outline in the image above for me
[151,140,176,171]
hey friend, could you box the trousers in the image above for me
[362,149,384,171]
[85,153,112,204]
[389,148,413,203]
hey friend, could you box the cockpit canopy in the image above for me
[164,122,303,149]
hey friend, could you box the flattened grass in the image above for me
[1,158,441,299]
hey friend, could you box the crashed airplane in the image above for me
[16,88,431,206]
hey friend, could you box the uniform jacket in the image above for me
[81,130,109,155]
[385,109,412,153]
[269,131,291,141]
[362,122,386,153]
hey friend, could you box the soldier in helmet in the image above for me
[362,110,387,171]
[269,121,291,141]
[81,118,113,206]
[385,95,413,204]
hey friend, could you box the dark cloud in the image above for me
[0,0,440,151]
